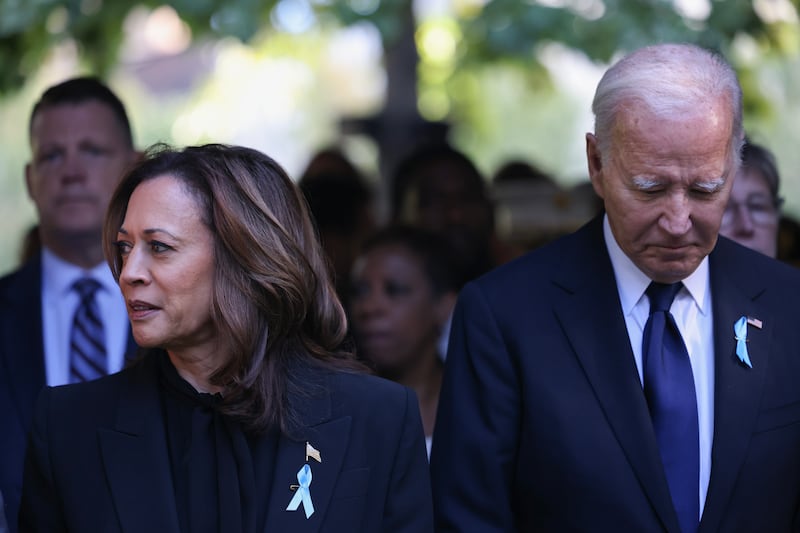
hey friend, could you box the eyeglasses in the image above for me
[721,195,780,227]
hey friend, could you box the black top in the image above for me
[157,351,278,533]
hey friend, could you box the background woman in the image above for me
[349,225,459,457]
[719,139,782,257]
[19,144,433,532]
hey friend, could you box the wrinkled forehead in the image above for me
[616,92,732,130]
[614,100,736,155]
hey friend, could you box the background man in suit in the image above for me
[431,43,800,532]
[0,77,139,531]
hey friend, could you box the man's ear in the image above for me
[24,162,35,201]
[585,133,605,200]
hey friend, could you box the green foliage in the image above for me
[0,0,420,93]
[0,0,793,165]
[459,0,764,65]
[0,0,780,94]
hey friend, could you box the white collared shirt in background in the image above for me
[40,247,130,385]
[603,215,715,516]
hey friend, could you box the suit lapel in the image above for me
[97,353,181,531]
[552,218,681,532]
[264,371,352,532]
[99,352,355,532]
[0,257,47,432]
[699,240,771,532]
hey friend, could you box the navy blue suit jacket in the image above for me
[0,256,137,532]
[19,351,433,532]
[431,216,800,532]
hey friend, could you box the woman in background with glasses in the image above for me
[720,139,782,257]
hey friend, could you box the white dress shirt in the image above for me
[603,216,715,515]
[40,247,130,385]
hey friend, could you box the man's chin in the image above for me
[643,261,701,283]
[632,249,705,282]
[49,224,103,243]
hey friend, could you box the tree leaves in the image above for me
[0,0,781,94]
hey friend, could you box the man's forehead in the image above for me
[30,102,125,143]
[32,100,116,123]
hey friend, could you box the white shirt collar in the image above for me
[602,215,710,316]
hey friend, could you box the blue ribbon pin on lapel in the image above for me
[734,316,752,368]
[287,464,315,518]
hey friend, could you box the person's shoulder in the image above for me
[39,353,153,411]
[714,236,800,284]
[465,219,600,302]
[322,370,413,421]
[328,370,407,402]
[0,257,40,300]
[322,372,421,442]
[45,366,127,400]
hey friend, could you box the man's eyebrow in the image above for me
[631,175,661,190]
[694,177,725,192]
[629,175,727,193]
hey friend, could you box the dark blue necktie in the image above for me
[69,278,107,383]
[643,282,699,533]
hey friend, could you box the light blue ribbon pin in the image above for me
[734,316,752,368]
[286,464,315,518]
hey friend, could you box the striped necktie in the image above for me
[69,278,107,383]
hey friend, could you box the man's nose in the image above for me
[59,151,87,183]
[659,195,692,235]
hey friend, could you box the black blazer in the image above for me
[19,351,433,532]
[431,216,800,532]
[0,256,137,532]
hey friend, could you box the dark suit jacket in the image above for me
[0,256,137,533]
[430,216,800,532]
[19,350,434,532]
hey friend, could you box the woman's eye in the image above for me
[385,282,411,297]
[350,282,370,300]
[114,240,131,255]
[150,241,171,253]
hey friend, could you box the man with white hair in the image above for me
[431,43,800,532]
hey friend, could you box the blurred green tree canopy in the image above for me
[0,0,796,95]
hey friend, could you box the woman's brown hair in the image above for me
[104,144,362,433]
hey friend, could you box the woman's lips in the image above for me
[127,299,160,320]
[357,330,397,353]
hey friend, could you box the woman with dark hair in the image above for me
[349,226,460,458]
[19,144,433,532]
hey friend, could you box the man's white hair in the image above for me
[591,43,744,163]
